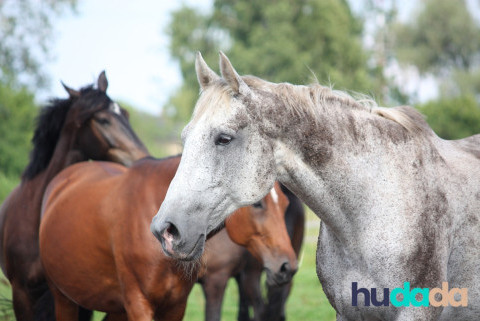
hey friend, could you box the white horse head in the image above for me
[151,52,277,260]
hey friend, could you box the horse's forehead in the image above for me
[190,103,248,135]
[269,187,279,204]
[109,102,121,115]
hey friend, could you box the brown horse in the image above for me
[199,184,304,321]
[39,155,297,320]
[0,72,148,321]
[239,185,305,321]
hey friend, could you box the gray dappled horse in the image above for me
[151,52,480,321]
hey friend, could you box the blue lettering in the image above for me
[352,282,370,306]
[371,287,390,306]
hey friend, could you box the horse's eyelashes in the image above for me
[252,201,263,209]
[215,134,233,146]
[96,117,110,126]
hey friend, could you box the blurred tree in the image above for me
[164,6,229,124]
[0,0,78,203]
[0,81,36,178]
[355,0,410,106]
[391,0,480,140]
[0,0,77,89]
[165,0,383,130]
[416,95,480,139]
[393,0,480,75]
[443,69,480,99]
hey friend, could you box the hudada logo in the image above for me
[352,282,468,307]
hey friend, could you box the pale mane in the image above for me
[192,76,432,136]
[191,81,232,125]
[243,76,432,136]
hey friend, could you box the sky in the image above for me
[39,0,426,116]
[41,0,212,115]
[40,0,479,115]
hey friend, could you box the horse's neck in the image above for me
[274,104,433,241]
[41,132,86,186]
[15,135,84,227]
[274,140,350,232]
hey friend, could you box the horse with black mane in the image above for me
[0,72,148,320]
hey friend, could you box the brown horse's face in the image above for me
[76,102,148,166]
[225,182,297,286]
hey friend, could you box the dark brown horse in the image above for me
[0,72,148,321]
[39,155,297,320]
[199,184,304,321]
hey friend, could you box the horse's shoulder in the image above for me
[65,161,126,178]
[128,156,181,183]
[45,162,125,201]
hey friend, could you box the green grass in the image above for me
[0,210,336,320]
[0,277,14,320]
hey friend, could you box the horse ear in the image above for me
[61,81,80,98]
[219,51,249,95]
[97,70,108,92]
[195,52,220,90]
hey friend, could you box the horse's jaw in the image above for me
[150,174,237,261]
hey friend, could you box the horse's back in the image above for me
[433,135,480,319]
[40,157,194,313]
[43,161,126,211]
[452,133,480,160]
[40,161,128,311]
[41,160,128,242]
[438,136,480,217]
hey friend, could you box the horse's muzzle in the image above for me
[151,218,205,261]
[265,262,297,286]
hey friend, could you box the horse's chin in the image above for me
[265,268,293,287]
[206,221,226,240]
[160,234,205,262]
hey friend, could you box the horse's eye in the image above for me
[96,117,110,125]
[252,201,263,209]
[215,134,232,146]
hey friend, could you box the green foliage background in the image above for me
[0,83,36,178]
[164,0,384,136]
[0,0,79,204]
[0,82,36,203]
[391,0,480,140]
[393,0,480,74]
[417,95,480,140]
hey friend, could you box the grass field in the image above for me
[0,209,336,320]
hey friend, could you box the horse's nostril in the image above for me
[165,222,180,240]
[280,262,290,273]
